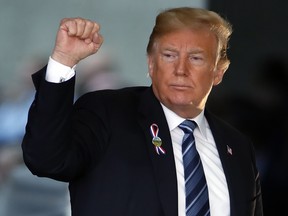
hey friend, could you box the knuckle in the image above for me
[85,20,94,28]
[94,22,100,30]
[76,17,86,26]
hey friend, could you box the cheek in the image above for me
[196,72,215,90]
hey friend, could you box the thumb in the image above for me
[93,33,104,45]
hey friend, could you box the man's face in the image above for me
[148,28,224,118]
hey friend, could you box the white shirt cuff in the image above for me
[45,57,76,83]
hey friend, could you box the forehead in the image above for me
[158,28,217,49]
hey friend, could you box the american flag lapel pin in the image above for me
[150,123,166,155]
[227,145,233,155]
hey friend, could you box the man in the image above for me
[22,7,263,216]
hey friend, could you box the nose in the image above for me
[175,57,188,76]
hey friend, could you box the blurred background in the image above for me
[0,0,287,215]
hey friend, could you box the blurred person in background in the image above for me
[0,57,45,184]
[0,57,44,147]
[22,7,263,216]
[75,50,127,98]
[0,57,71,216]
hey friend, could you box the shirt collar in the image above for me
[160,103,208,139]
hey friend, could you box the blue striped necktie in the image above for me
[179,120,210,216]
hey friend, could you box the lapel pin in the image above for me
[150,123,166,155]
[227,145,233,155]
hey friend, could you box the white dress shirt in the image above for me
[161,104,230,216]
[46,57,75,83]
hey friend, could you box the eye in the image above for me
[189,54,204,66]
[162,51,177,62]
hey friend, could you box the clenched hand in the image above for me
[51,17,104,67]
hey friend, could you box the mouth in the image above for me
[170,84,191,91]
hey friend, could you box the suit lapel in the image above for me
[137,87,178,216]
[205,110,244,216]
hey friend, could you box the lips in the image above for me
[170,84,191,90]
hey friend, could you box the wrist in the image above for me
[51,51,79,68]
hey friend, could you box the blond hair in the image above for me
[147,7,233,70]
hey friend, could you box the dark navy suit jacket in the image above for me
[22,67,263,216]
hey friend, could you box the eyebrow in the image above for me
[161,46,205,54]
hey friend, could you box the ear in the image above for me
[213,66,227,86]
[147,55,154,77]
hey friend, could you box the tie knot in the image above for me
[179,120,197,134]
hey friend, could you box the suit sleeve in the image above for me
[251,143,264,216]
[22,66,85,182]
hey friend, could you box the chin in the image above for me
[168,98,193,107]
